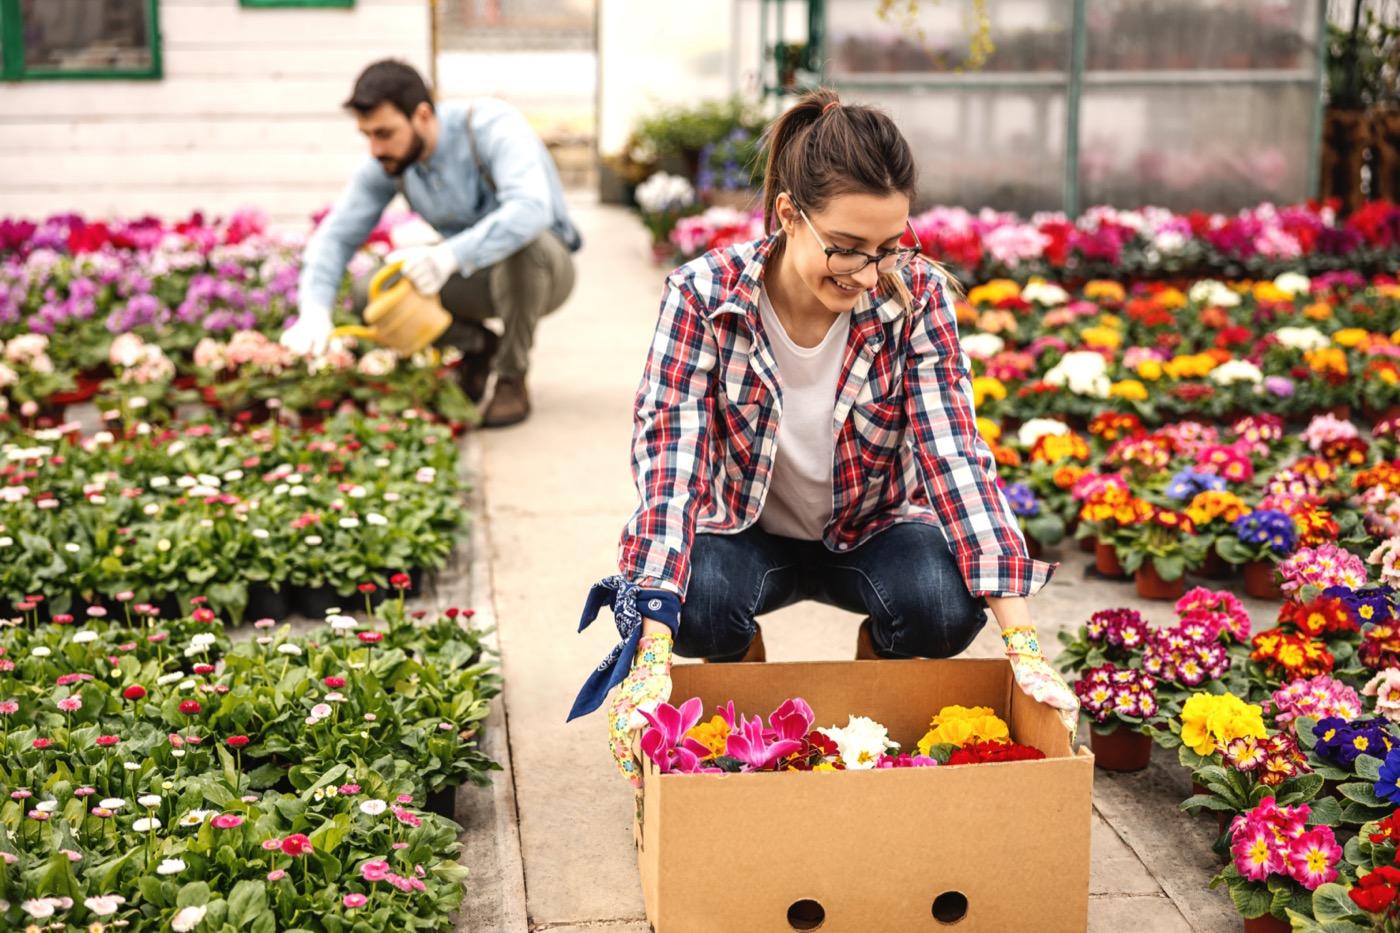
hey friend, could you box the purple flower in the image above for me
[725,714,803,770]
[1263,376,1296,399]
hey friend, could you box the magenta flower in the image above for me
[0,700,17,714]
[343,893,367,909]
[391,806,421,828]
[768,698,815,743]
[637,697,708,774]
[725,714,803,771]
[211,814,243,829]
[267,869,286,881]
[56,696,82,712]
[361,859,390,882]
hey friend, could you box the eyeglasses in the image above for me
[795,206,922,277]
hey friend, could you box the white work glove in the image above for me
[280,303,334,357]
[386,243,459,296]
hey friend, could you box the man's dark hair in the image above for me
[344,60,434,119]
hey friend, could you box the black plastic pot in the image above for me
[245,583,290,624]
[291,584,342,620]
[424,782,458,823]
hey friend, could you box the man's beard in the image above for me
[380,131,426,177]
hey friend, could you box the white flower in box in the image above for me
[1044,351,1110,397]
[818,715,895,770]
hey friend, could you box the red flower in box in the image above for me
[1250,628,1334,678]
[947,741,1045,765]
[1279,596,1357,637]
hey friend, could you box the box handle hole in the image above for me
[787,898,825,930]
[932,891,969,924]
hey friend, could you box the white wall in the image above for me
[595,0,735,156]
[0,0,432,224]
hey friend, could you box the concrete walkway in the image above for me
[476,199,1269,932]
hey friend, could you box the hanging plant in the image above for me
[875,0,995,71]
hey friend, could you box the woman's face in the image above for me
[775,189,911,314]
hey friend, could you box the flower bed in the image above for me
[0,593,499,930]
[0,411,467,621]
[651,200,1400,284]
[0,213,473,432]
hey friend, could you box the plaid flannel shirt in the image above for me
[615,234,1056,603]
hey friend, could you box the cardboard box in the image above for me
[635,658,1095,933]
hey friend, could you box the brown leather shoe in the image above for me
[856,618,880,660]
[457,326,499,405]
[702,623,766,663]
[482,374,531,428]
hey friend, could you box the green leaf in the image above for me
[308,812,353,854]
[1276,773,1325,805]
[226,880,267,927]
[1306,794,1344,828]
[1312,881,1369,923]
[1182,794,1236,813]
[177,881,211,908]
[1229,880,1273,919]
[1338,782,1385,808]
[1357,756,1383,782]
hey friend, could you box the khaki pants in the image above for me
[357,231,575,378]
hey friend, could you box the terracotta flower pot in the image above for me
[1135,564,1187,601]
[1090,727,1152,772]
[1094,540,1126,579]
[1243,560,1283,601]
[1243,913,1290,933]
[1198,549,1232,580]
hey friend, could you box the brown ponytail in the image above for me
[760,88,964,302]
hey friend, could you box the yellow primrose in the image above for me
[967,279,1022,307]
[684,715,730,759]
[1179,692,1266,756]
[976,417,1002,445]
[972,377,1007,407]
[1081,326,1122,349]
[1084,280,1126,302]
[1252,282,1291,303]
[1109,379,1148,401]
[1304,301,1333,321]
[1156,288,1187,309]
[1136,359,1164,381]
[1332,328,1369,348]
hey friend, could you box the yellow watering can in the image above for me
[334,261,451,355]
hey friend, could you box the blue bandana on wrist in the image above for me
[567,576,680,721]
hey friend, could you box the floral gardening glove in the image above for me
[1002,625,1080,741]
[606,631,674,788]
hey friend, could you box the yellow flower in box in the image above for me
[1137,359,1164,381]
[1303,301,1333,321]
[1098,313,1123,329]
[1109,379,1148,401]
[1084,280,1126,302]
[1252,282,1291,303]
[1081,326,1122,350]
[1332,328,1369,349]
[1030,433,1089,464]
[967,280,1021,307]
[684,715,730,759]
[1053,465,1087,490]
[955,301,980,327]
[976,417,1002,445]
[1378,284,1400,300]
[917,705,1010,755]
[1163,353,1218,379]
[972,377,1007,407]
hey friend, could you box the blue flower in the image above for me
[1377,746,1400,807]
[1003,483,1040,518]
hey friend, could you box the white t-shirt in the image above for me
[756,286,852,540]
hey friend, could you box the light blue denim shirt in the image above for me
[298,97,582,311]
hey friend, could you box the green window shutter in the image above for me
[3,0,161,81]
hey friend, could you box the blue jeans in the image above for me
[677,522,988,661]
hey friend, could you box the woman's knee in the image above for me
[673,538,759,660]
[889,584,987,658]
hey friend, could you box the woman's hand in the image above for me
[606,629,674,787]
[1001,625,1080,741]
